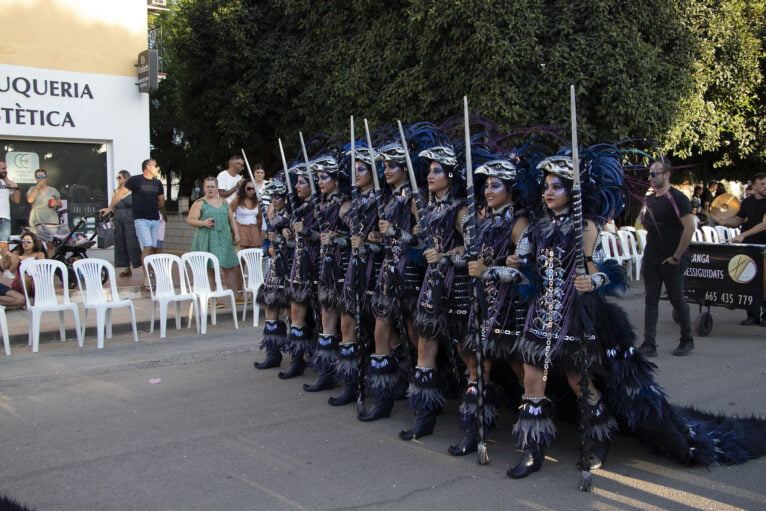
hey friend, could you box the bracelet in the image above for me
[589,272,609,290]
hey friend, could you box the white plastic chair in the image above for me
[238,248,264,326]
[600,232,629,268]
[145,254,200,339]
[21,259,83,353]
[618,226,636,233]
[700,225,720,243]
[692,229,704,242]
[635,230,648,257]
[181,252,238,335]
[0,305,10,356]
[715,225,732,242]
[617,230,642,280]
[73,258,139,349]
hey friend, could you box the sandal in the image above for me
[119,270,132,278]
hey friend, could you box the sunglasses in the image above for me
[246,187,255,191]
[21,240,33,244]
[35,175,46,179]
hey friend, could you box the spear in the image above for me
[350,116,367,416]
[570,84,595,492]
[396,120,426,220]
[298,132,317,199]
[463,96,490,465]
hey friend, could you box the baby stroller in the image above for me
[49,211,112,288]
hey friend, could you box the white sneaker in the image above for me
[4,270,15,279]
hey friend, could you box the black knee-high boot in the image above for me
[304,333,338,391]
[448,381,501,456]
[328,342,359,406]
[508,396,556,479]
[399,367,444,441]
[357,353,398,421]
[254,319,285,369]
[279,325,309,379]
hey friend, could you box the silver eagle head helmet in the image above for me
[377,142,407,164]
[346,147,376,167]
[264,179,286,196]
[310,155,339,177]
[288,162,310,179]
[418,146,457,168]
[536,155,574,182]
[475,159,517,182]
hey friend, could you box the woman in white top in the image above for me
[230,180,263,249]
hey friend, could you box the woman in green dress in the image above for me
[187,176,241,292]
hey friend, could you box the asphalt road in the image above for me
[0,285,764,510]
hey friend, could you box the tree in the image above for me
[152,0,766,185]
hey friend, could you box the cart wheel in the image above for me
[672,308,679,324]
[695,312,713,337]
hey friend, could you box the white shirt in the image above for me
[0,184,10,220]
[216,170,241,204]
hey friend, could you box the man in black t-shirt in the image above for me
[101,159,166,281]
[638,158,697,357]
[699,181,717,225]
[721,172,766,325]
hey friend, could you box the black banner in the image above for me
[684,242,765,310]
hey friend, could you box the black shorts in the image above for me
[0,282,11,296]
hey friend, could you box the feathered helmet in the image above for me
[377,142,407,164]
[264,179,286,197]
[310,155,339,177]
[418,144,466,198]
[345,146,376,167]
[536,148,625,221]
[418,146,458,168]
[536,155,574,181]
[475,158,517,182]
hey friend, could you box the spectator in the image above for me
[187,177,241,294]
[26,168,65,255]
[691,185,702,218]
[638,158,696,357]
[715,182,727,197]
[0,159,21,257]
[700,181,717,225]
[230,180,264,249]
[101,159,165,288]
[111,170,142,278]
[744,182,754,199]
[217,156,245,204]
[720,172,766,325]
[2,231,46,297]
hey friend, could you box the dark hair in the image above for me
[693,185,702,196]
[14,231,43,254]
[651,157,672,174]
[752,172,766,183]
[228,156,243,166]
[232,179,257,210]
[141,159,155,172]
[707,181,717,189]
[35,168,47,177]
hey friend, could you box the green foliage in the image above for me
[151,0,766,186]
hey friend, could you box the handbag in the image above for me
[97,221,115,249]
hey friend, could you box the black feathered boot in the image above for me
[399,367,444,441]
[278,325,309,379]
[583,396,617,470]
[303,333,338,392]
[448,381,502,456]
[508,396,556,479]
[254,319,285,369]
[358,353,398,421]
[328,342,359,406]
